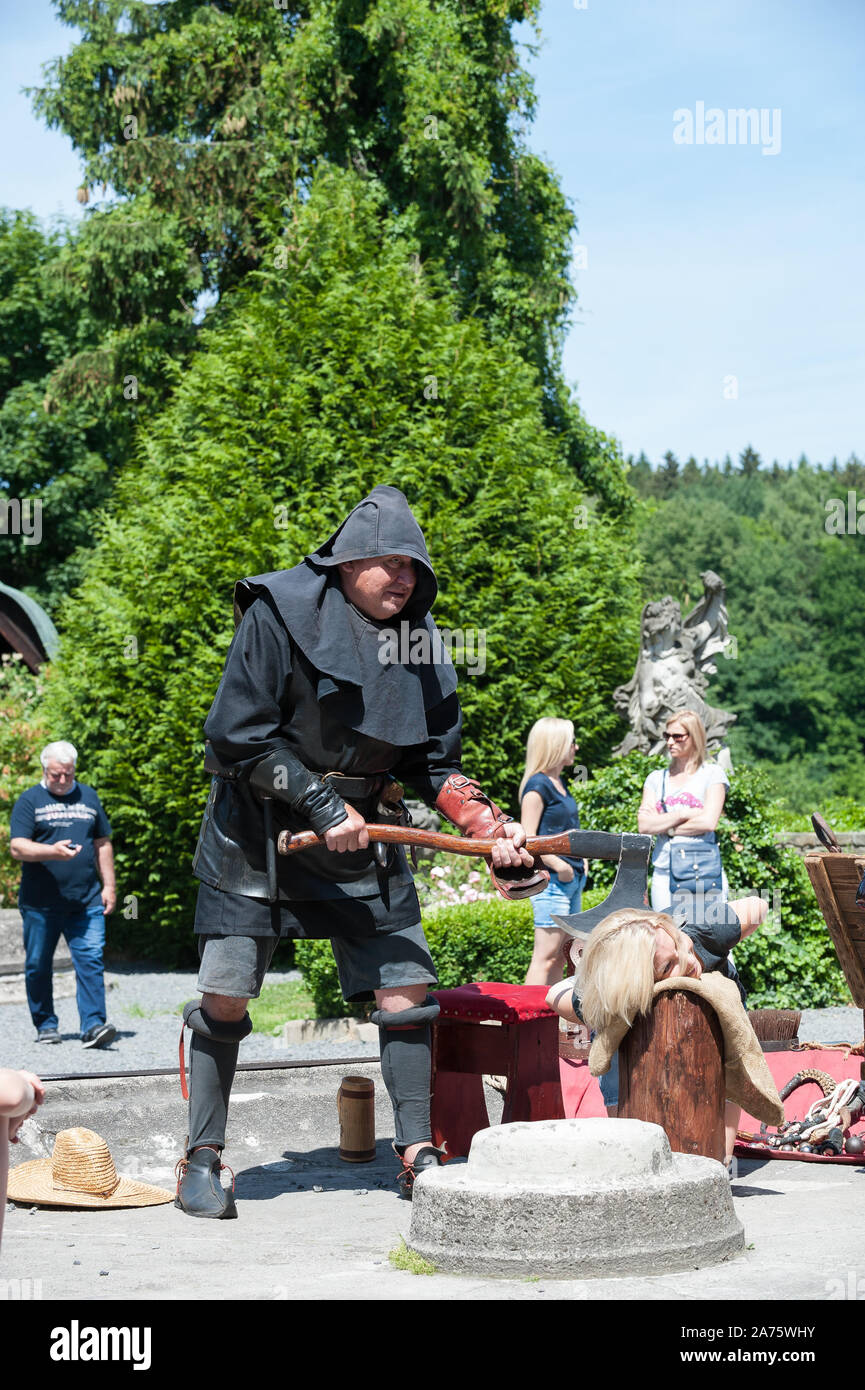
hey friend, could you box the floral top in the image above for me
[643,763,729,871]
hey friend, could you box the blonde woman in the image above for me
[546,897,768,1162]
[638,710,729,911]
[520,718,587,986]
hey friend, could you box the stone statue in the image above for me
[613,571,736,760]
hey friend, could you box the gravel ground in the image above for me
[2,964,862,1076]
[2,965,380,1075]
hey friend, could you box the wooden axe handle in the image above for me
[276,825,575,858]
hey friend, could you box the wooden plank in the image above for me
[815,855,865,936]
[805,854,865,1006]
[833,890,865,912]
[619,992,726,1161]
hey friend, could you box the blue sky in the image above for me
[2,0,863,466]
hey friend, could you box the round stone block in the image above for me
[408,1118,744,1278]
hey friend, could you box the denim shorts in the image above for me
[531,871,586,929]
[197,919,438,1003]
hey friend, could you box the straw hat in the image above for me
[6,1128,174,1208]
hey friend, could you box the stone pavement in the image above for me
[2,1062,863,1302]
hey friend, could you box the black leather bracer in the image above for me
[248,749,347,837]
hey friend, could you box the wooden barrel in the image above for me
[618,990,726,1162]
[337,1075,376,1162]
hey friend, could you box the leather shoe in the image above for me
[393,1142,445,1200]
[175,1146,237,1219]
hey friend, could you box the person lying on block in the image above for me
[546,895,770,1166]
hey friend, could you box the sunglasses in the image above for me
[665,733,688,742]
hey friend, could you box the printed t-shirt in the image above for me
[643,763,729,870]
[10,782,111,911]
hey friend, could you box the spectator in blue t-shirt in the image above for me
[520,717,587,986]
[9,741,117,1049]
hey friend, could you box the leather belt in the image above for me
[321,771,389,800]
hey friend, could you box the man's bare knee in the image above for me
[201,992,250,1022]
[374,983,428,1013]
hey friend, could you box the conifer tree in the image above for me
[41,170,641,960]
[14,0,631,601]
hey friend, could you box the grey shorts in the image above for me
[196,919,438,1003]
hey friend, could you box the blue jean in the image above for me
[530,870,586,929]
[596,1045,619,1109]
[21,905,107,1034]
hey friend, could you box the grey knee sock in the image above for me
[187,1033,239,1150]
[377,1024,432,1150]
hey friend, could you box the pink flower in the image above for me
[468,871,480,884]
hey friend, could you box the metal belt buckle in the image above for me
[379,776,405,806]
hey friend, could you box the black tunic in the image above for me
[191,487,463,937]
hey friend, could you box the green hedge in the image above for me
[295,899,533,1019]
[295,885,610,1018]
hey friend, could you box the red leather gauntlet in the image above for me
[434,774,549,901]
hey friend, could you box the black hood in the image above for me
[308,484,437,619]
[234,486,457,745]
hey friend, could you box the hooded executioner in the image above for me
[176,485,543,1214]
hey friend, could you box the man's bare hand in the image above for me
[51,839,81,860]
[323,803,370,854]
[489,821,535,870]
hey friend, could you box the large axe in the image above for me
[277,825,652,931]
[548,831,652,941]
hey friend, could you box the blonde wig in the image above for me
[664,709,707,769]
[519,717,575,798]
[575,908,693,1034]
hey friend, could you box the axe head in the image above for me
[552,832,651,941]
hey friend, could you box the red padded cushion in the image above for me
[433,982,556,1023]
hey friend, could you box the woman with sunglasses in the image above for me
[637,710,729,910]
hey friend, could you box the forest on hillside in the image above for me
[626,447,865,812]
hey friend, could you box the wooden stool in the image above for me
[618,989,726,1162]
[430,982,565,1158]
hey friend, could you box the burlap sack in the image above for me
[589,972,785,1126]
